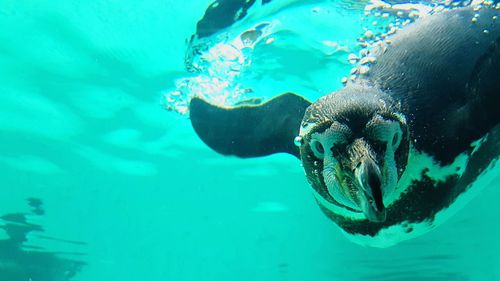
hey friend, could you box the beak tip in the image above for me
[356,158,385,222]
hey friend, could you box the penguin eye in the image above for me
[310,140,325,159]
[315,142,325,153]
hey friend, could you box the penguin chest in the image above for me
[321,126,500,247]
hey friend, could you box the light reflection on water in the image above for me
[0,198,86,281]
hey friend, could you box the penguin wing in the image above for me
[189,93,311,158]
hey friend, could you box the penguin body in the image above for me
[189,6,500,246]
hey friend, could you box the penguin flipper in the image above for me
[189,93,311,159]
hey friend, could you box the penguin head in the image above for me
[299,84,409,222]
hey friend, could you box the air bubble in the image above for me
[294,136,303,147]
[360,56,377,65]
[358,42,369,48]
[348,53,360,64]
[434,6,444,13]
[265,38,275,44]
[388,27,398,35]
[359,65,370,75]
[409,11,419,19]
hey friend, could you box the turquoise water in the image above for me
[1,1,500,280]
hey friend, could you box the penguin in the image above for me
[189,6,500,247]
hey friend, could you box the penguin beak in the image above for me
[354,157,386,222]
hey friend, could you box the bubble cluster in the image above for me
[162,75,252,115]
[163,22,276,115]
[164,0,499,115]
[341,1,433,84]
[341,0,497,85]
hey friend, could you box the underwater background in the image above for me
[1,0,500,280]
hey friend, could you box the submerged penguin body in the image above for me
[189,6,500,246]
